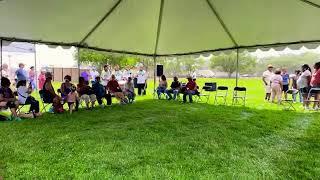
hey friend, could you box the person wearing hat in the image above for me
[183,76,198,103]
[262,64,274,101]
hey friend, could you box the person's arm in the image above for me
[262,77,268,85]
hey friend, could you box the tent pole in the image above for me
[0,39,2,78]
[153,56,156,99]
[34,43,37,90]
[236,49,239,87]
[77,47,81,83]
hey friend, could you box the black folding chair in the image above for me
[196,82,216,103]
[232,87,247,106]
[304,88,320,110]
[281,89,298,110]
[214,86,228,105]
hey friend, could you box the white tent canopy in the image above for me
[1,0,320,56]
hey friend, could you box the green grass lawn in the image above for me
[1,78,320,178]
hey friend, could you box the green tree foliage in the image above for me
[210,52,257,78]
[76,49,140,72]
[257,52,320,73]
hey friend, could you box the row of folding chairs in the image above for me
[196,83,247,106]
[281,88,320,111]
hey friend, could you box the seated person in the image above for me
[0,77,20,121]
[77,77,96,109]
[157,75,168,99]
[183,76,198,103]
[60,75,78,111]
[107,75,128,104]
[42,72,64,113]
[67,85,78,114]
[124,77,135,103]
[92,76,112,107]
[166,76,181,100]
[16,80,40,117]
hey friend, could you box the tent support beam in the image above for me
[236,48,239,87]
[299,0,320,9]
[206,0,238,47]
[1,36,320,57]
[80,0,123,44]
[34,43,37,89]
[153,0,165,98]
[0,39,2,78]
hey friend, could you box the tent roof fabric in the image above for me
[1,0,320,56]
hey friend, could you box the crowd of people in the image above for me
[0,63,149,121]
[156,75,199,103]
[262,62,320,109]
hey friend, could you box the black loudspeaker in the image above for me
[157,65,163,77]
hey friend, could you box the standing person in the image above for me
[262,64,274,101]
[136,66,147,96]
[0,77,20,121]
[290,70,301,102]
[77,77,96,110]
[183,76,197,103]
[38,70,46,90]
[310,62,320,109]
[29,66,36,90]
[297,64,312,109]
[80,69,90,85]
[270,69,283,104]
[281,68,290,100]
[15,63,28,83]
[90,68,100,85]
[101,64,112,87]
[156,75,168,99]
[166,76,181,100]
[67,85,78,114]
[123,66,132,80]
[114,65,123,81]
[1,63,9,78]
[16,80,40,117]
[107,75,128,104]
[124,77,135,103]
[92,76,112,107]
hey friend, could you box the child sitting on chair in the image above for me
[67,85,78,114]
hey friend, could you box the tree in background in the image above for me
[76,49,140,72]
[257,52,320,73]
[210,52,257,78]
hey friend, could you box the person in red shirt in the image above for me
[310,62,320,108]
[183,76,198,103]
[107,75,128,104]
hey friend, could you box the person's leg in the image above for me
[137,84,142,95]
[173,90,179,100]
[183,92,187,103]
[166,89,172,100]
[188,90,194,103]
[276,86,282,103]
[97,96,103,105]
[271,87,276,103]
[89,94,97,108]
[105,94,112,105]
[156,87,161,99]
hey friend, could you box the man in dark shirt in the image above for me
[183,76,197,103]
[166,76,181,100]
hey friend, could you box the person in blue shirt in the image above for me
[15,63,28,82]
[281,68,290,100]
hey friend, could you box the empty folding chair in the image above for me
[232,87,247,106]
[304,88,320,110]
[214,86,228,105]
[281,89,298,110]
[196,82,216,103]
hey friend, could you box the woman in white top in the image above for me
[297,64,312,108]
[101,65,112,86]
[136,67,148,95]
[17,80,40,117]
